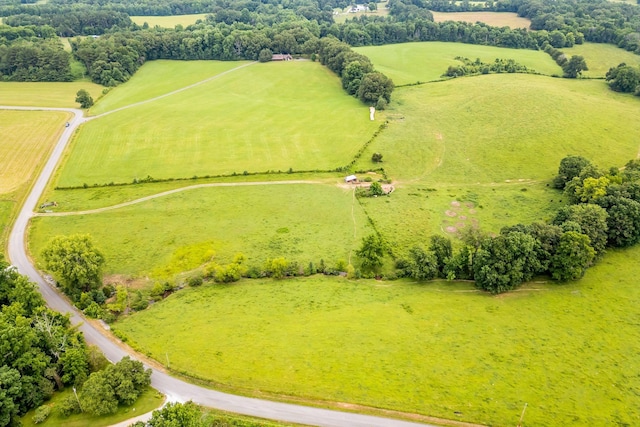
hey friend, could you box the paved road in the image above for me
[4,105,434,427]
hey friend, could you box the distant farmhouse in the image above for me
[272,54,293,61]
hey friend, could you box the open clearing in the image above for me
[130,13,209,28]
[354,74,640,183]
[55,61,379,187]
[29,184,372,275]
[0,110,69,193]
[114,246,640,427]
[0,110,69,249]
[430,11,531,29]
[89,60,249,115]
[355,42,561,85]
[0,82,104,107]
[19,41,640,426]
[333,3,390,24]
[563,42,640,78]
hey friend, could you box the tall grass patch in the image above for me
[0,82,103,107]
[114,245,640,426]
[355,42,561,85]
[355,74,640,183]
[56,61,379,187]
[29,184,371,276]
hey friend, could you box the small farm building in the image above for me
[272,54,293,61]
[345,175,357,183]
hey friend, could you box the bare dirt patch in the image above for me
[451,200,461,207]
[445,210,457,217]
[445,226,458,233]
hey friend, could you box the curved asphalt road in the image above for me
[3,105,435,427]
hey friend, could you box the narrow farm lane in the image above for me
[35,180,323,216]
[3,102,438,426]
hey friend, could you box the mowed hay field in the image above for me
[55,61,379,187]
[0,82,103,107]
[29,183,371,276]
[89,60,249,115]
[0,110,70,193]
[563,42,640,77]
[114,246,640,427]
[353,74,640,183]
[430,11,531,29]
[130,14,209,28]
[355,42,562,85]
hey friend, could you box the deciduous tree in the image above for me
[41,235,105,301]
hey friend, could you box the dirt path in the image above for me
[90,61,257,119]
[35,180,322,216]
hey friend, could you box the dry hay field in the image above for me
[130,14,209,28]
[430,11,531,29]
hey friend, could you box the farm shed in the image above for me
[272,54,293,61]
[345,175,357,183]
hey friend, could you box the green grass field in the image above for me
[563,42,640,78]
[354,74,640,183]
[20,387,163,427]
[89,60,248,115]
[355,42,562,85]
[0,82,104,107]
[29,183,372,276]
[130,13,209,28]
[114,245,640,427]
[430,11,531,29]
[19,46,640,426]
[55,61,379,187]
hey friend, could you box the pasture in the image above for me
[353,74,640,183]
[354,42,562,85]
[114,245,640,427]
[0,82,103,107]
[29,183,372,276]
[54,61,379,187]
[130,13,209,28]
[430,11,531,29]
[563,42,640,77]
[89,60,249,115]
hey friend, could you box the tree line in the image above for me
[354,155,640,293]
[0,257,151,425]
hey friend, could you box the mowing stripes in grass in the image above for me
[89,60,250,115]
[56,61,379,187]
[0,110,69,193]
[0,82,104,108]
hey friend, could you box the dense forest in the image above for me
[0,257,152,426]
